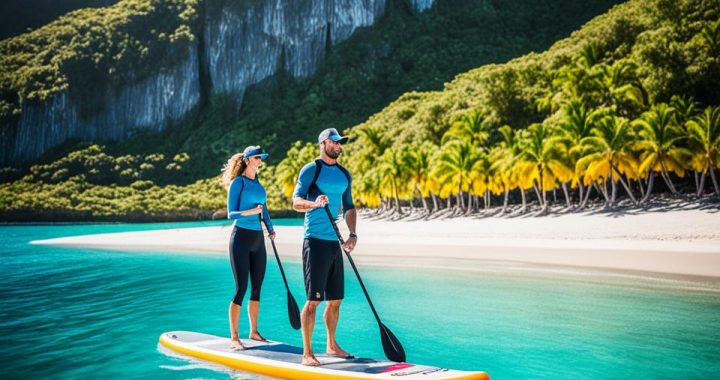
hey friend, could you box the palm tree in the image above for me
[403,142,436,213]
[543,43,603,111]
[517,124,574,213]
[576,112,639,206]
[595,60,647,112]
[432,141,481,213]
[357,126,392,207]
[470,150,492,212]
[556,99,602,206]
[275,141,319,198]
[633,103,691,201]
[358,126,391,157]
[686,106,720,196]
[442,110,491,146]
[491,125,519,213]
[670,95,703,191]
[378,148,408,214]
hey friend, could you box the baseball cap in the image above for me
[318,128,349,144]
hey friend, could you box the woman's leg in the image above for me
[248,231,268,341]
[229,227,251,349]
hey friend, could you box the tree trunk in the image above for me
[660,161,678,194]
[694,171,700,195]
[502,188,509,214]
[431,192,439,212]
[710,165,720,195]
[562,182,571,208]
[610,170,617,206]
[598,180,609,204]
[577,181,585,207]
[420,188,430,212]
[637,178,646,199]
[696,171,706,197]
[392,179,402,214]
[618,174,637,204]
[581,181,593,208]
[641,171,656,203]
[520,189,527,213]
[532,182,543,207]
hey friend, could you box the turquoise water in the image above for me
[1,221,719,379]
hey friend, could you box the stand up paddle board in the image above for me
[159,331,489,379]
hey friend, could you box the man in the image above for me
[292,127,358,366]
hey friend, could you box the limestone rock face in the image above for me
[3,0,435,166]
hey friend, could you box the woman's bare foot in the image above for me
[301,354,321,366]
[230,339,245,351]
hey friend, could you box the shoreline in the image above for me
[32,208,720,278]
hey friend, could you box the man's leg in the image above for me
[325,299,351,357]
[301,300,321,366]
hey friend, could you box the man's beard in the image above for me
[325,147,341,159]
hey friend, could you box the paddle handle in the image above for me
[323,205,383,324]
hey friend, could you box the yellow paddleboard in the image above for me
[159,331,490,379]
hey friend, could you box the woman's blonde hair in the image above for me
[220,153,247,190]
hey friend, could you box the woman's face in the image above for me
[246,155,263,170]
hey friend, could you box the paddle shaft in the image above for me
[322,205,383,324]
[259,215,292,292]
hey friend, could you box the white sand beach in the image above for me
[33,207,720,277]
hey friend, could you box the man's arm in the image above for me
[291,162,324,212]
[293,195,327,212]
[342,208,358,252]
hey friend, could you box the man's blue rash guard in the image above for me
[293,160,354,241]
[227,176,274,233]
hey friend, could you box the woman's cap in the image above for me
[242,146,269,160]
[318,128,349,144]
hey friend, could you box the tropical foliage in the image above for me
[272,0,720,216]
[2,0,719,221]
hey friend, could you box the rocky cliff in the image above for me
[2,0,434,166]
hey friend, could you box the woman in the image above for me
[220,145,276,350]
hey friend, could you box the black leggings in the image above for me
[229,226,267,306]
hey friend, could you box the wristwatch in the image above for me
[349,232,358,239]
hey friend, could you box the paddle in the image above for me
[260,214,301,330]
[323,204,406,363]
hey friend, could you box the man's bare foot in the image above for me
[249,331,269,342]
[230,339,245,351]
[301,354,321,366]
[326,346,353,359]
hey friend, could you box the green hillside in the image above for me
[4,0,717,221]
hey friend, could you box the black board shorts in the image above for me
[302,238,344,301]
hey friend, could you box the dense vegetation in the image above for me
[2,0,718,221]
[0,0,620,178]
[271,0,720,215]
[0,0,198,129]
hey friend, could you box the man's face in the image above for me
[322,139,343,159]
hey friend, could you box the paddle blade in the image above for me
[379,323,406,362]
[287,292,302,330]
